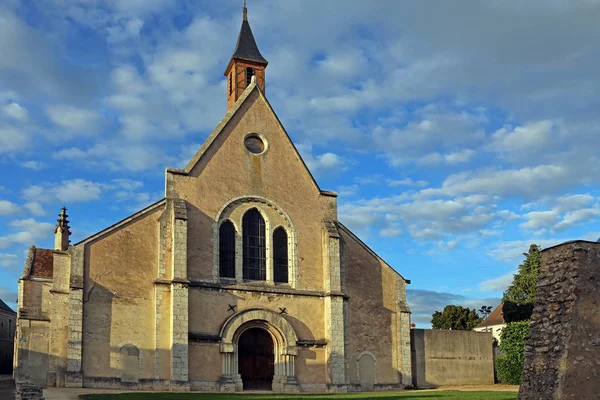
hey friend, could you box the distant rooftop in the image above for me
[0,298,15,314]
[475,303,505,328]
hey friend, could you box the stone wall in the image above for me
[518,241,600,400]
[410,329,494,388]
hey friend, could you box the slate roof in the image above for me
[231,13,268,65]
[0,298,15,314]
[476,303,505,328]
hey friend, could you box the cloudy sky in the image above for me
[1,0,599,326]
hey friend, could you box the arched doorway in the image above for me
[219,308,299,392]
[238,328,274,390]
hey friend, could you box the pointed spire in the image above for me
[54,207,71,251]
[231,1,268,65]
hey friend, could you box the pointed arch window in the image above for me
[246,67,255,86]
[219,221,236,278]
[242,208,266,280]
[229,73,233,95]
[273,227,288,283]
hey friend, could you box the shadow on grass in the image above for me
[81,391,518,400]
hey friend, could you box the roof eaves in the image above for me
[74,198,166,246]
[336,221,409,283]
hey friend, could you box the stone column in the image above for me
[272,346,299,393]
[170,199,190,390]
[323,221,347,391]
[396,279,412,386]
[219,344,243,392]
[65,246,84,388]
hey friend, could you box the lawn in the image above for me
[82,391,517,400]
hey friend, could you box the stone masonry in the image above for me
[519,241,600,400]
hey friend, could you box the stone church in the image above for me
[15,5,412,393]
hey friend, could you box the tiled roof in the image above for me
[476,303,505,328]
[31,248,54,278]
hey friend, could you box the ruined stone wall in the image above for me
[519,241,600,400]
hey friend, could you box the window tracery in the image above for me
[214,197,296,287]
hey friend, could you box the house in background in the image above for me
[0,298,16,374]
[473,303,505,342]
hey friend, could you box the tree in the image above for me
[431,305,483,331]
[502,244,541,304]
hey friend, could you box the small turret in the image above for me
[54,207,71,251]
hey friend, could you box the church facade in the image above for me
[15,6,412,393]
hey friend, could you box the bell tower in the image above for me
[225,1,268,110]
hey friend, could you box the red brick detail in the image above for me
[225,59,266,110]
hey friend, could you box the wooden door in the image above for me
[238,328,274,390]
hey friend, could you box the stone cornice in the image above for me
[184,280,349,299]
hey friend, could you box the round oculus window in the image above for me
[244,134,265,154]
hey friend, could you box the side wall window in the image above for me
[219,221,236,278]
[242,208,266,280]
[273,227,288,283]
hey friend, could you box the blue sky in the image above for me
[1,0,600,326]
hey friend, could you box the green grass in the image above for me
[82,391,517,400]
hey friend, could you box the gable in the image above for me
[169,80,325,198]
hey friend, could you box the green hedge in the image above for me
[495,321,530,384]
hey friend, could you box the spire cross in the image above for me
[243,0,248,20]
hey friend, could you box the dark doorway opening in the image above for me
[238,328,274,390]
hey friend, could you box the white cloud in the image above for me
[418,149,476,166]
[555,207,600,231]
[0,253,18,268]
[45,105,100,134]
[297,144,346,174]
[21,161,45,170]
[0,200,20,215]
[488,232,600,262]
[478,272,515,292]
[490,120,555,156]
[2,102,28,121]
[0,218,54,249]
[52,143,173,172]
[380,226,402,238]
[23,201,46,216]
[23,179,103,204]
[519,194,600,232]
[521,211,559,231]
[0,126,28,153]
[387,178,428,187]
